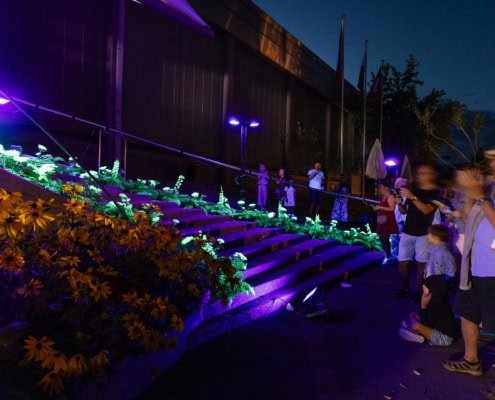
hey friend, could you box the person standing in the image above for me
[443,149,495,382]
[395,163,440,298]
[308,162,324,218]
[391,178,409,262]
[284,179,296,216]
[331,173,351,226]
[374,183,399,263]
[257,164,269,210]
[274,168,287,206]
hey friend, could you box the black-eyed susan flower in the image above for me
[38,371,64,396]
[57,255,80,268]
[0,213,23,239]
[41,351,69,374]
[68,354,89,375]
[88,280,111,302]
[24,336,55,362]
[15,279,43,297]
[90,350,109,373]
[38,249,56,266]
[170,314,184,333]
[126,321,146,340]
[0,246,25,272]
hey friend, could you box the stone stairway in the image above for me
[100,185,385,348]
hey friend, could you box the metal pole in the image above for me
[361,40,368,198]
[98,129,102,170]
[123,137,127,179]
[379,59,384,144]
[339,15,345,173]
[240,124,247,199]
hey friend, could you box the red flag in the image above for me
[367,65,382,106]
[335,17,345,88]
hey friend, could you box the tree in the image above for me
[365,54,459,161]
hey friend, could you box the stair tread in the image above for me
[179,221,257,237]
[219,233,305,258]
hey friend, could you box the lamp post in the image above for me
[384,158,399,179]
[228,117,260,199]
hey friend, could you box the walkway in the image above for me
[138,265,494,400]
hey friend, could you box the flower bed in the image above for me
[0,186,248,398]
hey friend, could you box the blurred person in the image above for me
[257,164,269,210]
[274,168,287,206]
[331,173,351,226]
[374,183,399,263]
[391,177,408,262]
[284,179,296,216]
[443,149,495,380]
[308,162,324,218]
[395,162,441,298]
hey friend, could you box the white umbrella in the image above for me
[400,155,413,181]
[365,139,387,180]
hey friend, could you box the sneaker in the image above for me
[399,328,425,343]
[442,358,483,377]
[394,288,410,298]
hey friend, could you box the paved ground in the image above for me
[138,265,494,400]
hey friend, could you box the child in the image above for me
[284,179,296,216]
[399,224,458,346]
[257,164,269,210]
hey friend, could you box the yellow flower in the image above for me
[150,297,168,320]
[94,214,116,228]
[57,255,80,268]
[0,246,25,272]
[62,184,84,196]
[64,198,87,214]
[0,213,23,239]
[15,279,43,297]
[70,227,90,245]
[133,211,150,223]
[24,336,55,362]
[68,354,89,375]
[126,321,146,340]
[122,291,145,308]
[90,350,109,372]
[96,265,118,277]
[88,280,112,302]
[88,249,104,264]
[121,312,139,327]
[17,201,54,230]
[41,351,69,374]
[38,249,57,266]
[170,314,185,333]
[38,372,64,396]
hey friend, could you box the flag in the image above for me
[335,16,345,88]
[357,41,367,94]
[367,65,382,106]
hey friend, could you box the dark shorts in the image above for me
[454,276,495,333]
[310,189,322,204]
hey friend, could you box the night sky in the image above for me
[254,0,495,112]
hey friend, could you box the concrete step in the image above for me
[162,214,234,228]
[179,221,258,237]
[189,251,384,349]
[201,244,362,320]
[244,239,338,279]
[150,200,181,210]
[125,193,153,203]
[160,207,205,219]
[218,233,306,259]
[217,227,285,249]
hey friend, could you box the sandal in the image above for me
[442,358,483,377]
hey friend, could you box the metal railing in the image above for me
[0,90,379,206]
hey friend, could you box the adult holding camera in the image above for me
[395,162,441,298]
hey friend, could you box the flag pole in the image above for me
[339,15,345,173]
[361,40,368,198]
[379,58,384,144]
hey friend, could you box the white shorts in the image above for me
[398,233,430,263]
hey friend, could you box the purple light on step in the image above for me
[0,97,10,105]
[384,159,398,167]
[228,117,240,126]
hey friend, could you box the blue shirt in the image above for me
[472,186,495,277]
[424,243,456,279]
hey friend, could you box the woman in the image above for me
[374,183,399,262]
[331,173,350,225]
[274,168,287,206]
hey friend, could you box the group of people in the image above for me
[373,149,495,395]
[256,165,295,215]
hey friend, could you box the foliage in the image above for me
[0,186,252,397]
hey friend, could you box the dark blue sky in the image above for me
[254,0,495,112]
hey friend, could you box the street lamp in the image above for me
[384,158,399,178]
[228,116,260,199]
[0,97,10,105]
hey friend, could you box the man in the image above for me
[308,162,324,218]
[395,163,440,298]
[443,149,495,387]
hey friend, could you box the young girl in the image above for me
[374,183,399,262]
[284,179,296,216]
[257,164,269,210]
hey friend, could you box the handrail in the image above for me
[4,93,379,205]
